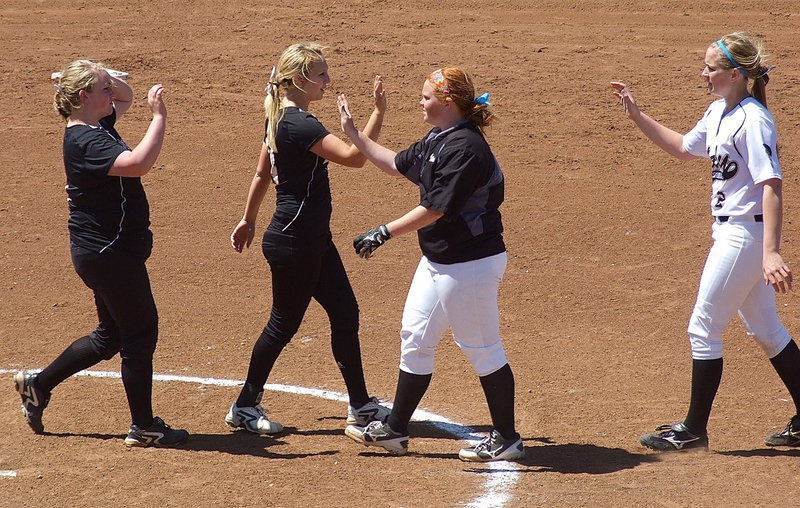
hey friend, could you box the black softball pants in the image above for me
[237,231,369,407]
[36,246,158,428]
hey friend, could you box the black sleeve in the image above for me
[395,138,426,185]
[80,130,128,176]
[421,147,486,217]
[287,111,330,151]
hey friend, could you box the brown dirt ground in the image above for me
[3,0,800,506]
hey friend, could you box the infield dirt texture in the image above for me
[2,1,800,506]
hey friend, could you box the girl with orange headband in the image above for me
[337,67,524,462]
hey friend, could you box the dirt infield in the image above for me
[3,0,800,505]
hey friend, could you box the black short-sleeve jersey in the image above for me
[265,107,332,237]
[395,121,505,264]
[63,110,152,259]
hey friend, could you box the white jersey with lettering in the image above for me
[683,96,782,216]
[681,95,791,361]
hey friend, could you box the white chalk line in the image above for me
[2,368,519,507]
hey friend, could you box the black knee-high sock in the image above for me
[121,358,153,428]
[331,335,369,407]
[683,358,723,436]
[386,370,432,435]
[479,364,517,440]
[36,335,105,393]
[236,332,285,407]
[770,340,800,416]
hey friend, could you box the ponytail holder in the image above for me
[264,66,278,94]
[716,39,748,77]
[474,92,491,105]
[758,65,773,86]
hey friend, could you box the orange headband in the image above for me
[430,69,451,94]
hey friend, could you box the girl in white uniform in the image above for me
[611,32,800,451]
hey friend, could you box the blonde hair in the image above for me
[427,67,496,132]
[263,42,328,152]
[53,60,106,119]
[714,32,770,108]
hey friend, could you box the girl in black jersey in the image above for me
[226,42,390,434]
[13,60,188,447]
[338,67,523,462]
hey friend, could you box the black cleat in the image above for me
[124,417,189,448]
[13,371,50,434]
[640,422,709,451]
[765,415,800,447]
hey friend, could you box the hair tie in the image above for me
[264,66,278,94]
[716,39,748,77]
[474,92,491,106]
[757,65,773,86]
[430,68,451,94]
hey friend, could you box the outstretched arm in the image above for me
[338,93,401,176]
[610,81,697,161]
[310,75,387,167]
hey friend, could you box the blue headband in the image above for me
[716,39,748,77]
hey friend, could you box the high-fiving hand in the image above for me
[610,81,640,120]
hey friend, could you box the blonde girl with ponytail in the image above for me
[15,59,189,448]
[227,42,391,435]
[612,33,800,452]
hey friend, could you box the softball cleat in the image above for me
[346,396,391,427]
[124,416,189,448]
[225,402,283,435]
[345,420,409,454]
[765,415,800,447]
[14,371,50,434]
[640,422,709,451]
[459,430,525,462]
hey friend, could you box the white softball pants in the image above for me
[399,252,509,377]
[688,218,792,360]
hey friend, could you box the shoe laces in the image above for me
[473,431,500,452]
[365,420,396,437]
[151,417,172,430]
[252,404,269,418]
[782,418,800,436]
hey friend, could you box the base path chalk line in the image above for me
[2,368,519,508]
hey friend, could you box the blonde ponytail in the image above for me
[262,42,328,152]
[53,60,105,119]
[715,32,770,108]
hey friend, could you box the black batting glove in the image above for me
[353,224,391,259]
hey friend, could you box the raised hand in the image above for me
[147,84,166,117]
[338,93,355,133]
[610,81,640,120]
[373,75,387,114]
